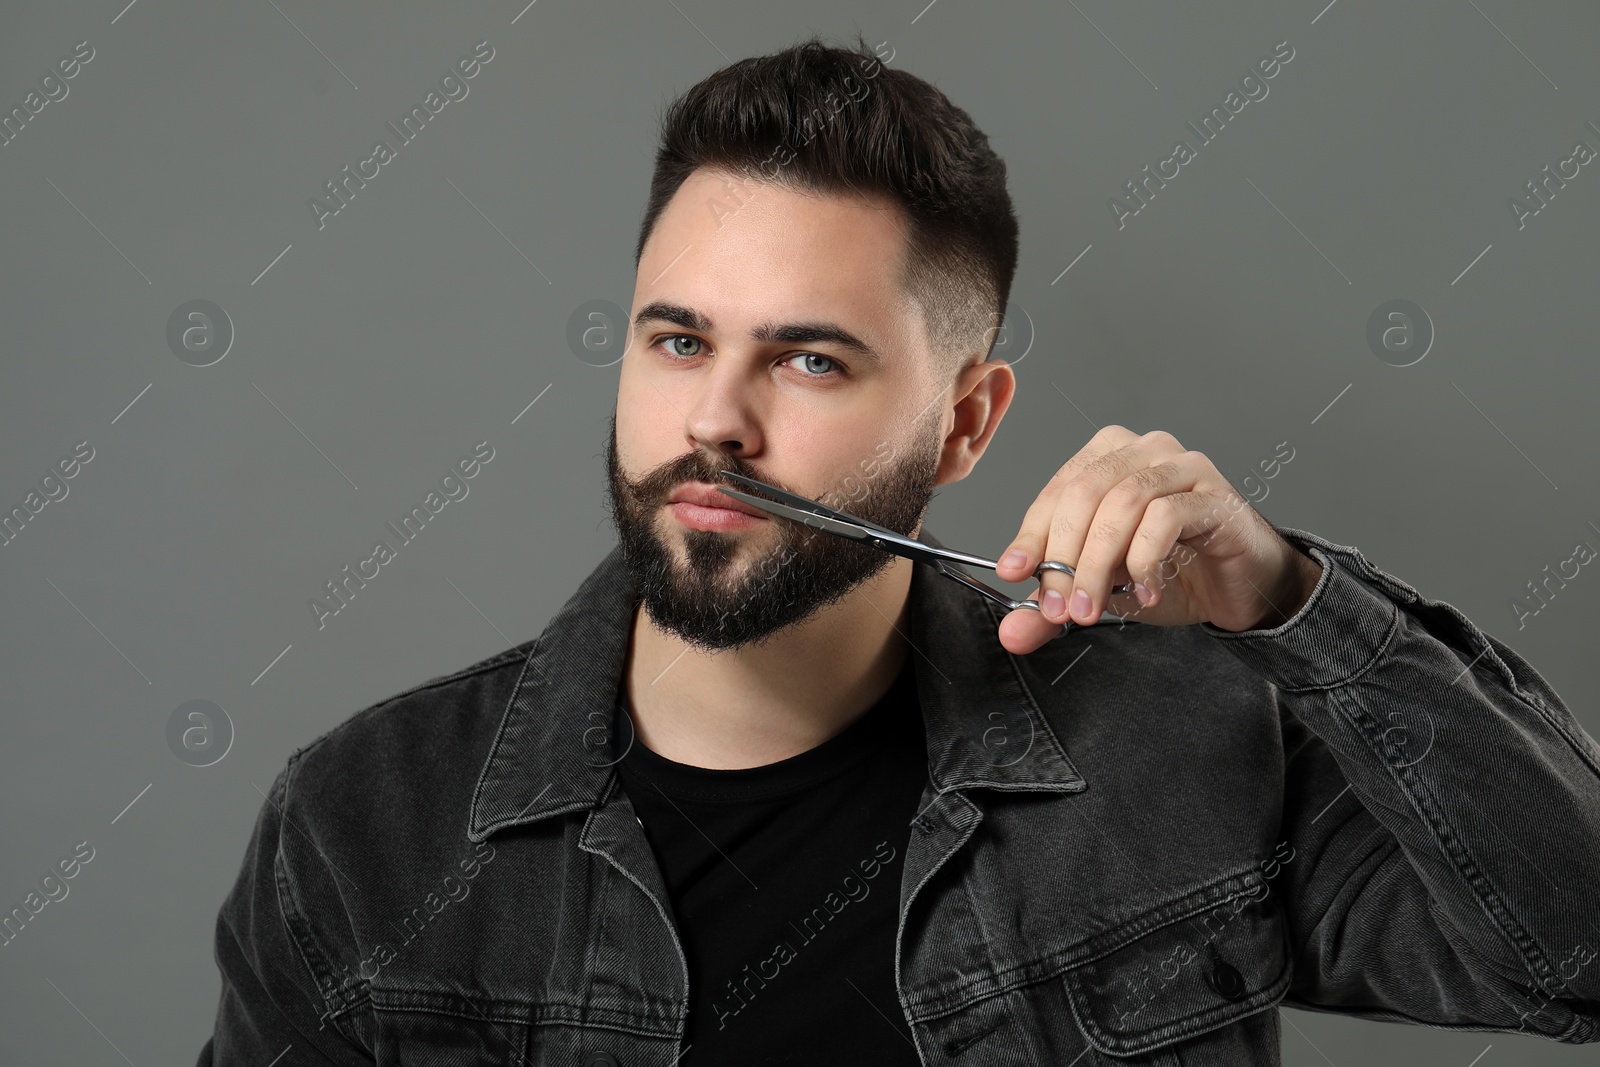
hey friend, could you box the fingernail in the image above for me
[1134,582,1153,606]
[1000,549,1028,571]
[1041,589,1065,619]
[1069,589,1092,620]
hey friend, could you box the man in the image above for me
[200,35,1600,1066]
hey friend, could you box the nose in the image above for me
[682,354,765,461]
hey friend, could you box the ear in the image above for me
[934,359,1015,486]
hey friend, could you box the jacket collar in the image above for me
[467,528,1086,842]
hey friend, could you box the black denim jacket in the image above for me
[199,526,1600,1065]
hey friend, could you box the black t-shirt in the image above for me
[614,658,927,1065]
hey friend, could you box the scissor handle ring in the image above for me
[1034,559,1133,596]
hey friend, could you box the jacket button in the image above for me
[1207,959,1247,1000]
[582,1053,621,1067]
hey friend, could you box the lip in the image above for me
[667,482,771,519]
[665,481,772,533]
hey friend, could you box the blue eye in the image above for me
[786,352,839,377]
[652,336,842,379]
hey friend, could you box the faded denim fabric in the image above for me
[198,526,1600,1065]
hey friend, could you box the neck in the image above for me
[622,556,915,769]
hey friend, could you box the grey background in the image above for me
[2,0,1596,1063]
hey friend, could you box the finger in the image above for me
[998,595,1065,655]
[1035,431,1187,622]
[1120,490,1223,611]
[1058,457,1199,623]
[995,425,1138,583]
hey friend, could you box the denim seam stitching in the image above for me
[1318,533,1563,709]
[1064,974,1285,1060]
[1227,556,1403,694]
[1059,894,1292,1056]
[1277,996,1593,1041]
[1469,632,1600,783]
[1202,543,1340,643]
[894,793,985,1024]
[365,990,673,1035]
[1276,538,1592,756]
[578,805,613,1035]
[1422,892,1576,1030]
[576,781,692,1031]
[271,755,372,1049]
[957,866,1004,1009]
[904,860,1264,1023]
[1328,684,1571,1012]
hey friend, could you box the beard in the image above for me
[602,410,943,653]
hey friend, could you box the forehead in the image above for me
[637,167,919,337]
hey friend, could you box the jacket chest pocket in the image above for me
[370,1000,680,1066]
[368,1004,532,1065]
[1059,868,1292,1066]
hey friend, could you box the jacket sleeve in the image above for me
[1200,526,1600,1044]
[197,758,376,1065]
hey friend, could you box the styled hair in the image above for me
[633,33,1020,386]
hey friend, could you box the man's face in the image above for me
[606,166,953,652]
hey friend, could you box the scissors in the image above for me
[715,469,1132,614]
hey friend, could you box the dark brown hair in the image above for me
[633,33,1020,385]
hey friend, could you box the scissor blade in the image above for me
[713,487,872,539]
[713,485,952,569]
[716,469,1011,572]
[716,470,900,535]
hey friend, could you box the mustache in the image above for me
[629,448,791,508]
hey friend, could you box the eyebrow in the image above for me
[632,301,883,368]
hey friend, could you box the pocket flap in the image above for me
[1062,867,1292,1057]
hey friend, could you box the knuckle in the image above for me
[1096,424,1132,442]
[1091,518,1125,545]
[1144,429,1182,450]
[1060,476,1100,512]
[1143,490,1180,527]
[1108,478,1148,508]
[1084,452,1126,483]
[1126,464,1169,495]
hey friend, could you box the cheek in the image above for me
[615,361,650,422]
[780,417,883,486]
[614,374,678,459]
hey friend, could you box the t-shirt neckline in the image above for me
[614,659,919,805]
